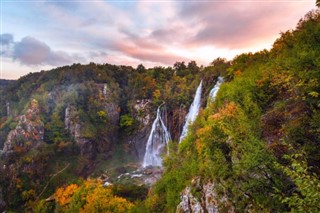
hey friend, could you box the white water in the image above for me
[179,80,203,143]
[208,77,223,103]
[103,83,108,97]
[143,106,171,167]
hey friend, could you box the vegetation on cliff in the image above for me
[143,9,320,213]
[0,8,320,213]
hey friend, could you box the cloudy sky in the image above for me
[0,0,316,79]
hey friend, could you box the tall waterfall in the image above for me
[179,80,203,143]
[143,106,171,168]
[208,77,223,103]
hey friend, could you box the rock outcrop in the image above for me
[2,99,44,156]
[128,99,153,160]
[176,178,233,213]
[64,83,120,159]
[64,105,93,157]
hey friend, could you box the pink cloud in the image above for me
[177,1,315,48]
[112,40,189,65]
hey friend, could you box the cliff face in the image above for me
[128,99,153,161]
[2,99,44,156]
[64,105,92,156]
[63,83,120,159]
[176,178,233,213]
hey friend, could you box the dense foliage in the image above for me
[143,9,320,213]
[1,7,320,213]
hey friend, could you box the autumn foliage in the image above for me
[52,179,133,213]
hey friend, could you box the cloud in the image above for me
[13,36,73,66]
[2,0,315,79]
[114,42,188,65]
[0,34,94,66]
[111,28,189,65]
[176,2,314,49]
[142,2,314,50]
[0,33,14,45]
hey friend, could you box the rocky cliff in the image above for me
[176,178,233,213]
[2,99,44,156]
[63,83,120,159]
[128,99,153,160]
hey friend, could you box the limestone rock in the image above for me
[176,178,233,213]
[2,99,44,155]
[177,186,204,213]
[129,99,153,160]
[63,83,120,159]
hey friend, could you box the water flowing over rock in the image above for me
[126,99,152,160]
[143,106,171,168]
[179,80,203,143]
[2,99,44,156]
[103,83,108,97]
[208,77,223,103]
[6,102,10,116]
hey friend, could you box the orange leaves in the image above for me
[55,184,79,206]
[219,102,238,118]
[255,77,268,88]
[234,70,242,76]
[209,102,238,123]
[195,138,205,156]
[196,126,211,138]
[53,180,133,212]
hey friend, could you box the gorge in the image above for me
[1,8,320,213]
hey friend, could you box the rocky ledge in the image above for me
[2,99,44,156]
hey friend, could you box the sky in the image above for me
[0,0,316,79]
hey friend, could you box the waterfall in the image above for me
[6,102,10,116]
[143,106,171,168]
[103,83,108,97]
[208,77,223,103]
[179,80,203,143]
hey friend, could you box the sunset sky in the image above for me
[0,0,316,79]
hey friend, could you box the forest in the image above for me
[0,8,320,213]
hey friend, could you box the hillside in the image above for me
[1,9,320,213]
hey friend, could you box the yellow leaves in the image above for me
[97,110,107,118]
[22,189,36,201]
[80,186,133,213]
[153,89,161,99]
[54,179,133,212]
[309,91,319,98]
[195,138,205,155]
[196,126,211,137]
[55,184,79,206]
[31,99,39,109]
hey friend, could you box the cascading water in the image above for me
[103,83,108,97]
[179,80,203,143]
[143,106,171,168]
[208,77,223,103]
